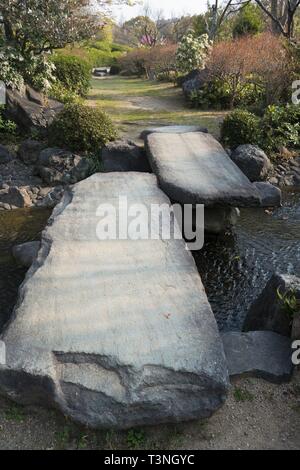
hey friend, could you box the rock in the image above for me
[18,140,45,165]
[140,126,208,140]
[0,145,13,164]
[0,186,32,208]
[145,132,261,207]
[243,274,300,337]
[37,148,91,185]
[0,173,229,429]
[292,315,300,341]
[182,69,209,97]
[230,145,272,182]
[222,331,293,383]
[6,87,63,133]
[269,176,279,185]
[253,182,282,207]
[12,241,41,268]
[102,140,151,173]
[205,207,240,234]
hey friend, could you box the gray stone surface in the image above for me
[0,186,32,208]
[140,125,208,140]
[253,182,282,207]
[222,331,293,383]
[102,140,151,172]
[243,274,300,337]
[37,148,91,185]
[0,173,229,429]
[6,87,63,132]
[18,140,45,165]
[230,145,272,182]
[0,145,12,164]
[146,132,261,207]
[12,241,41,268]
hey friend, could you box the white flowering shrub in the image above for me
[0,46,56,92]
[176,34,212,74]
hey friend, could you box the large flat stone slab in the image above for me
[146,132,261,207]
[222,331,293,383]
[0,173,229,429]
[140,125,208,140]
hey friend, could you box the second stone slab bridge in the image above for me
[0,130,264,429]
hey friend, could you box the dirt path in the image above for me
[87,76,225,141]
[0,372,299,450]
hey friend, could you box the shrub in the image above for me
[0,106,17,139]
[48,104,117,153]
[176,33,211,74]
[49,81,83,104]
[261,104,300,152]
[221,109,261,149]
[110,64,121,75]
[221,105,300,153]
[51,55,91,97]
[205,33,292,109]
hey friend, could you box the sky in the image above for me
[111,0,207,23]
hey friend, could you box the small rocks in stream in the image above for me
[12,241,41,268]
[0,186,32,208]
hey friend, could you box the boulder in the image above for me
[101,140,151,173]
[12,241,41,268]
[6,87,63,132]
[0,186,32,208]
[253,182,282,207]
[182,69,209,97]
[146,132,261,207]
[140,126,208,140]
[18,140,46,165]
[243,274,300,337]
[0,173,229,429]
[230,145,272,182]
[37,148,91,185]
[204,207,240,234]
[222,331,293,383]
[0,145,13,164]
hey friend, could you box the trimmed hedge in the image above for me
[51,55,91,97]
[221,109,261,149]
[48,104,117,153]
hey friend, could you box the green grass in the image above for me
[87,76,225,140]
[233,386,255,402]
[4,404,26,423]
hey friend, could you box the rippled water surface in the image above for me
[194,190,300,331]
[0,208,51,330]
[0,191,299,333]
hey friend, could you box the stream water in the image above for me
[0,191,299,333]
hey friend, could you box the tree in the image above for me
[206,0,252,40]
[0,0,132,89]
[253,0,300,39]
[176,33,211,74]
[122,15,158,46]
[233,3,264,36]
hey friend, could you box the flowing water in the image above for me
[0,191,299,333]
[0,208,51,331]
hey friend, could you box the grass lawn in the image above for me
[87,76,226,141]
